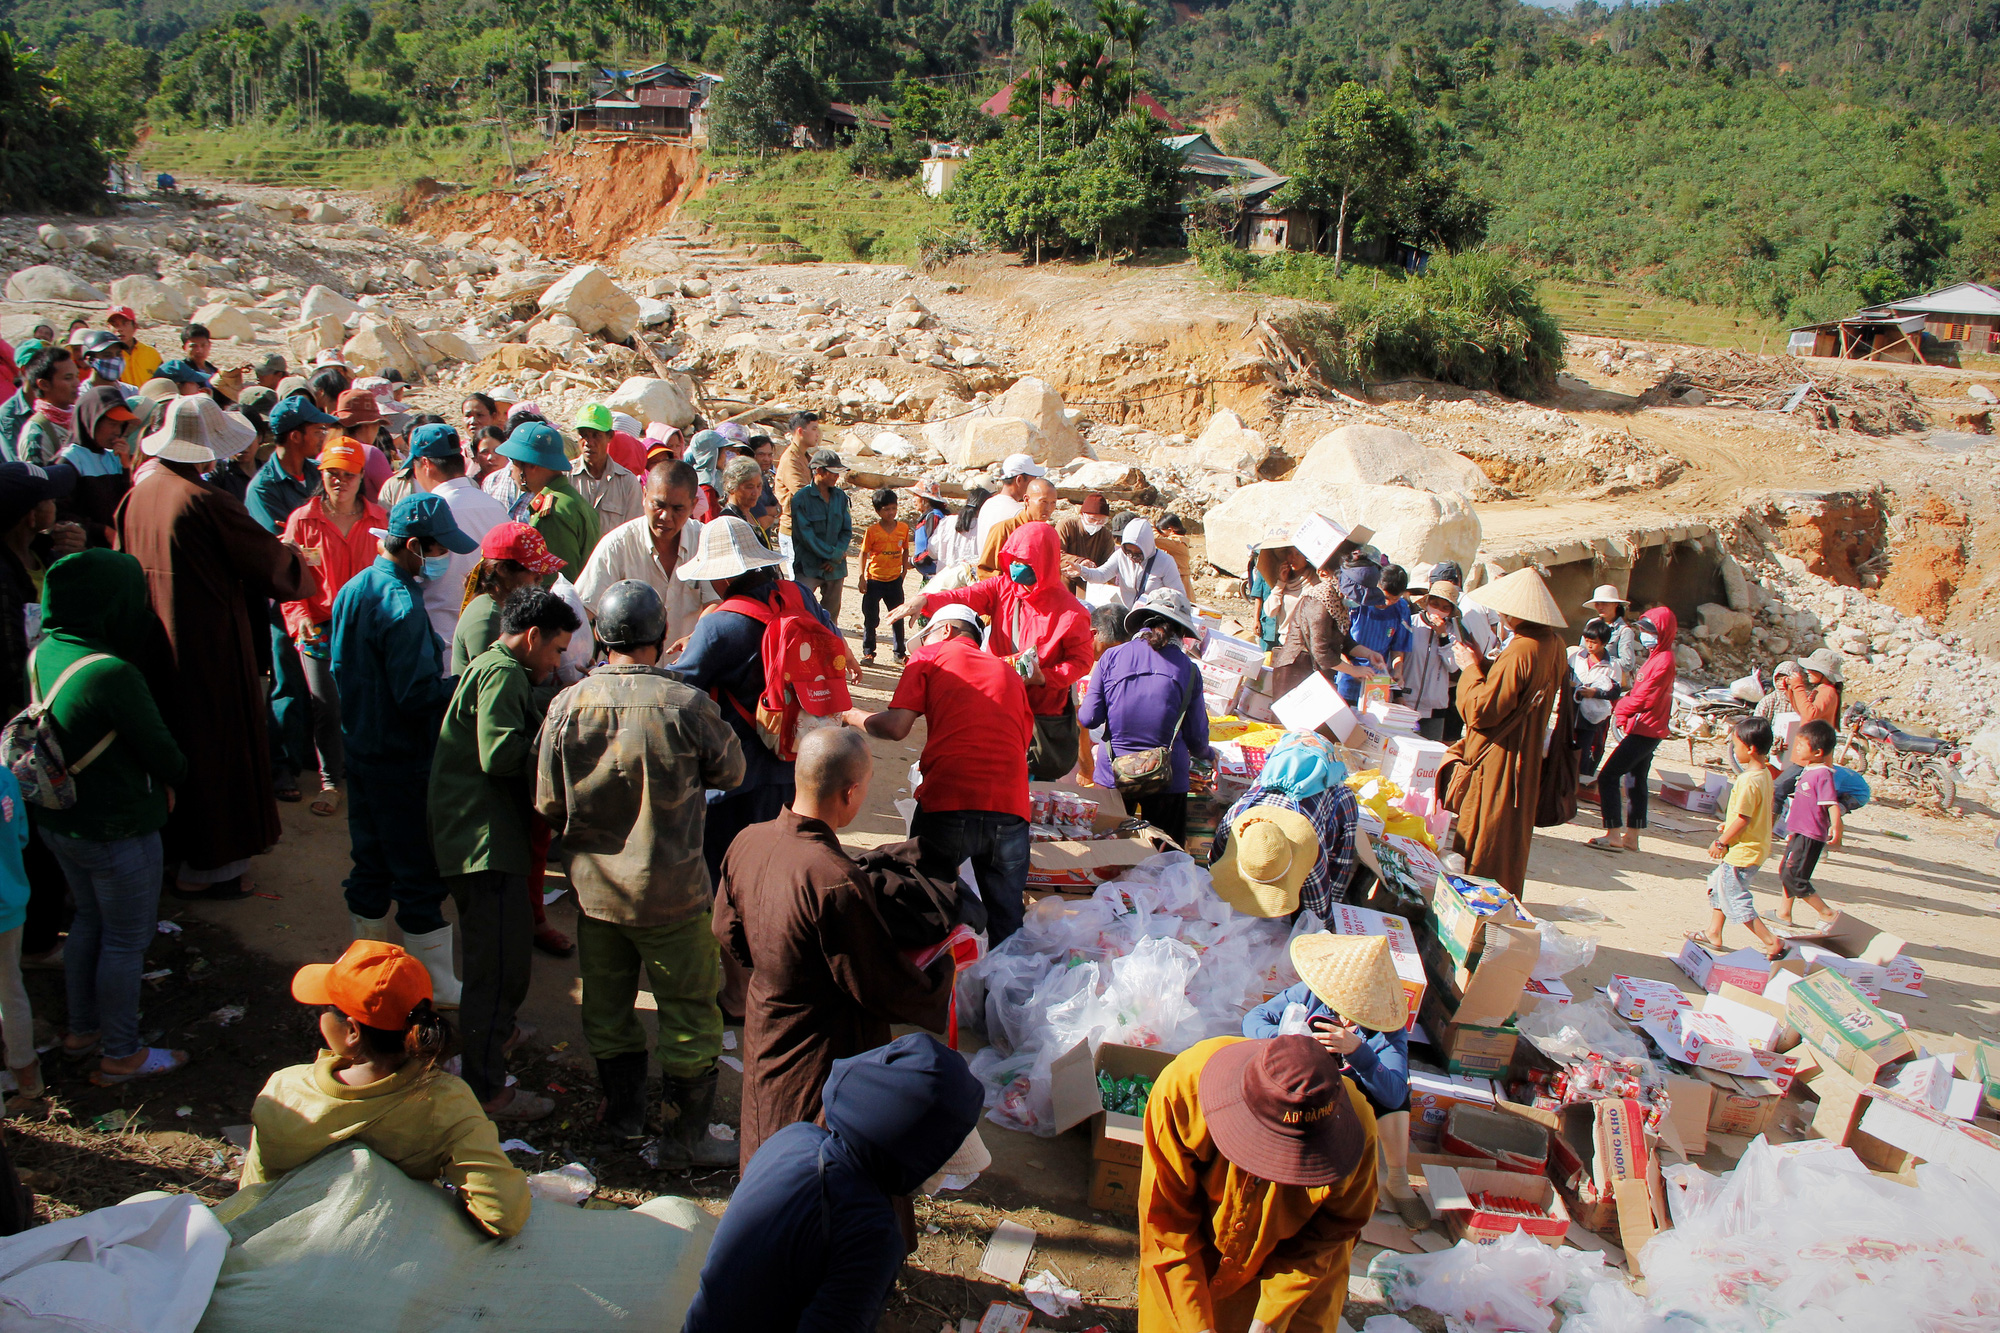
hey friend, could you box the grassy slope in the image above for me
[684,151,951,266]
[137,125,535,194]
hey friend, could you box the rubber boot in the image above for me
[349,912,394,943]
[402,925,462,1009]
[595,1053,650,1141]
[647,1068,739,1170]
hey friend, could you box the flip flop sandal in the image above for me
[1584,836,1626,853]
[92,1047,188,1086]
[1683,930,1728,950]
[532,925,575,958]
[310,786,344,817]
[275,783,303,803]
[169,876,253,901]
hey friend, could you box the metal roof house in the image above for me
[1862,282,2000,353]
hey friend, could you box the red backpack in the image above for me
[715,582,853,761]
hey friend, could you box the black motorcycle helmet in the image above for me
[595,579,667,652]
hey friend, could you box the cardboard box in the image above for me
[1048,1039,1177,1137]
[1271,671,1361,743]
[1646,1010,1800,1086]
[1610,973,1694,1023]
[1325,903,1425,1034]
[1408,1070,1498,1148]
[1700,1070,1782,1137]
[1088,1158,1142,1213]
[1657,769,1727,813]
[1976,1042,2000,1116]
[1441,1104,1549,1173]
[1785,969,1915,1083]
[1427,1164,1571,1246]
[1026,797,1178,890]
[1856,1088,2000,1191]
[1419,989,1519,1077]
[1592,1098,1652,1198]
[1673,937,1781,995]
[1432,920,1540,1029]
[1515,975,1574,1017]
[1550,1100,1650,1238]
[1429,874,1536,967]
[1783,910,1909,971]
[1661,1074,1712,1156]
[1792,944,1885,999]
[1385,735,1449,795]
[1289,512,1369,570]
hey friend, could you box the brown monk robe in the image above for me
[117,457,311,879]
[1447,617,1568,894]
[714,807,954,1166]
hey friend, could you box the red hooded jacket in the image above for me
[1612,607,1678,739]
[918,522,1095,716]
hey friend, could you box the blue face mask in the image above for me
[1008,560,1036,587]
[1639,630,1659,648]
[91,357,124,380]
[420,553,452,581]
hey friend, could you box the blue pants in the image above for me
[269,617,310,788]
[41,830,162,1061]
[345,763,449,934]
[911,808,1029,945]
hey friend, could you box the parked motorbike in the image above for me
[1836,701,1962,813]
[1671,686,1750,763]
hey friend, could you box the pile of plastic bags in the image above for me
[960,851,1311,1135]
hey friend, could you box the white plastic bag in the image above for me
[1516,997,1651,1067]
[526,1163,597,1206]
[1100,936,1203,1051]
[1535,920,1598,978]
[1368,1229,1614,1333]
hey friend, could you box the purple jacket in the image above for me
[1077,639,1213,792]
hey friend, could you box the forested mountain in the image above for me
[3,0,1996,323]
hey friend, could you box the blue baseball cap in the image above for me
[385,493,477,554]
[157,359,212,387]
[408,423,464,463]
[269,394,338,440]
[496,421,571,474]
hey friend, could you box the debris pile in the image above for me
[1641,349,1927,435]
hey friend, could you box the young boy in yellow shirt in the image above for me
[1694,717,1784,959]
[858,488,912,665]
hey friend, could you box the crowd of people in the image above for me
[0,306,1825,1331]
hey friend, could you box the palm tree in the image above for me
[1017,0,1061,159]
[1115,2,1153,113]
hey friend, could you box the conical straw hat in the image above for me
[1470,566,1566,628]
[1288,932,1408,1034]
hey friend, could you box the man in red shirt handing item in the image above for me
[846,603,1036,943]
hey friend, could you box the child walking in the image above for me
[1776,719,1842,926]
[858,488,912,665]
[1693,717,1784,959]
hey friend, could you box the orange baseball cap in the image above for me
[319,434,368,474]
[291,940,431,1028]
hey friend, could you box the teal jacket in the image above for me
[331,557,455,773]
[790,484,853,580]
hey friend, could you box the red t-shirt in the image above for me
[889,636,1033,820]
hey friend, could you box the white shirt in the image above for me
[574,515,715,650]
[422,476,509,647]
[974,493,1024,557]
[570,457,644,535]
[551,575,595,686]
[1568,646,1619,725]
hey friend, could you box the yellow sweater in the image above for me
[240,1051,531,1238]
[118,340,162,388]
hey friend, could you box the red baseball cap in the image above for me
[107,306,138,324]
[292,940,431,1028]
[1199,1035,1367,1186]
[481,520,565,574]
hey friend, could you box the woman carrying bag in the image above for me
[1076,588,1212,844]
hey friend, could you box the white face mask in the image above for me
[1081,516,1107,534]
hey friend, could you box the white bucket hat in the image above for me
[675,516,785,582]
[1583,584,1629,609]
[141,396,256,465]
[1126,586,1200,638]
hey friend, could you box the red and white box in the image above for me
[1674,938,1778,994]
[1610,974,1693,1022]
[1646,1010,1801,1091]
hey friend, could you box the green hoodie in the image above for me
[33,550,187,842]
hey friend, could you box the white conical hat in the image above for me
[1472,567,1566,628]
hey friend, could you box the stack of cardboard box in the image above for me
[1415,872,1540,1077]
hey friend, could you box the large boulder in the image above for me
[995,376,1084,464]
[1204,478,1481,577]
[306,201,349,225]
[1695,602,1753,645]
[482,270,562,304]
[945,416,1043,469]
[604,375,697,429]
[344,316,435,375]
[191,301,258,343]
[528,322,589,351]
[110,274,192,325]
[1291,424,1486,495]
[5,265,107,304]
[287,313,348,364]
[537,265,641,341]
[300,285,363,325]
[1194,409,1275,477]
[419,329,490,364]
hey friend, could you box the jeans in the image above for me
[577,912,722,1079]
[269,615,309,788]
[42,829,163,1061]
[20,808,70,956]
[861,577,907,657]
[449,870,532,1103]
[797,575,844,624]
[1598,734,1661,830]
[911,808,1030,945]
[298,649,346,786]
[345,764,449,934]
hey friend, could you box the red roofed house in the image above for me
[980,79,1184,129]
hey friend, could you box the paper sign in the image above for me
[1272,670,1360,742]
[979,1220,1038,1285]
